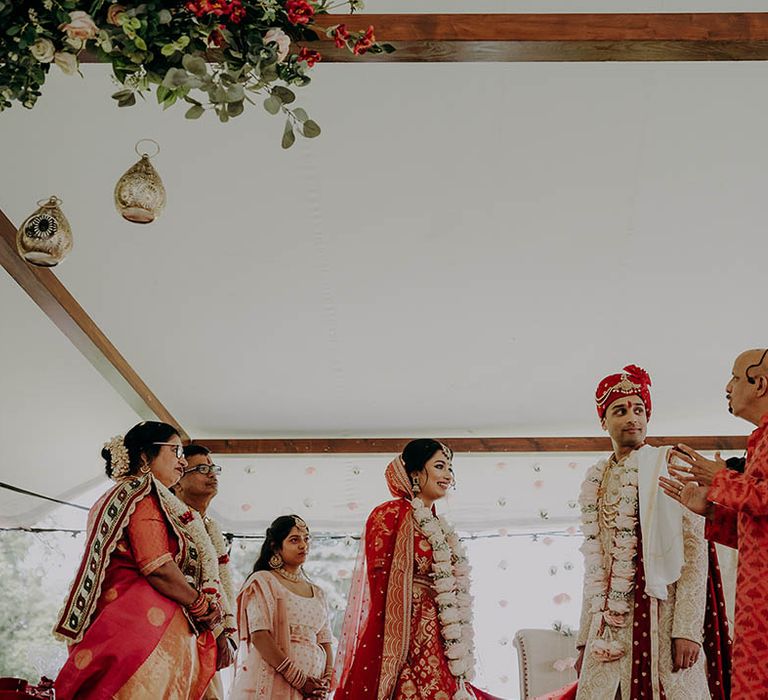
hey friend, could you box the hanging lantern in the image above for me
[16,196,73,267]
[114,139,166,224]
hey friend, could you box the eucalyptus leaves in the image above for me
[0,1,394,147]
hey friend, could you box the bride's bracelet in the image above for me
[275,657,307,689]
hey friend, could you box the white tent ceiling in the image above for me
[1,0,765,529]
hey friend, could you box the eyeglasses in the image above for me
[153,442,185,459]
[183,464,222,476]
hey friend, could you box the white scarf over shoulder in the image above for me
[631,444,685,600]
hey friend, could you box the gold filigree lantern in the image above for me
[16,196,73,267]
[114,139,166,224]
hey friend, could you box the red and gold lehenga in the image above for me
[53,474,217,699]
[334,457,503,700]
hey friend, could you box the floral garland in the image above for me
[203,514,236,631]
[411,497,476,700]
[578,457,639,662]
[154,478,236,634]
[0,2,394,147]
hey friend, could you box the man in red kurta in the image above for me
[663,348,768,699]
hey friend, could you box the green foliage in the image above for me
[0,531,72,681]
[0,1,394,145]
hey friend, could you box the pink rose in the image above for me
[60,10,98,42]
[263,27,291,62]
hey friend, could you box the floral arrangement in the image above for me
[0,1,393,147]
[578,457,639,662]
[411,496,476,700]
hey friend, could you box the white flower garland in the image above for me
[204,515,236,632]
[411,497,476,700]
[154,479,235,632]
[578,458,639,662]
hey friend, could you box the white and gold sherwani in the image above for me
[576,445,710,700]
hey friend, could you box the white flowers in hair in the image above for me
[411,497,476,699]
[104,435,130,481]
[578,458,639,662]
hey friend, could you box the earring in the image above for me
[140,461,151,475]
[411,478,421,495]
[269,553,283,570]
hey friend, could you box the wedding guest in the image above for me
[54,421,220,699]
[173,443,237,698]
[230,515,333,699]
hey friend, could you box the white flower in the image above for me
[434,575,457,593]
[448,656,472,675]
[612,576,634,593]
[453,561,470,576]
[263,28,290,62]
[421,518,443,537]
[54,51,78,75]
[30,38,55,63]
[455,592,473,608]
[446,640,470,659]
[436,591,457,607]
[439,607,462,625]
[433,561,454,577]
[442,622,462,640]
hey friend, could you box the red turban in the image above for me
[595,364,652,420]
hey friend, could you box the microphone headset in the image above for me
[745,348,768,384]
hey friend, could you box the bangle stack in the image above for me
[276,657,307,690]
[187,592,209,619]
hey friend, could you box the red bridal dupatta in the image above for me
[334,457,505,700]
[53,475,216,699]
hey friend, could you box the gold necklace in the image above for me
[277,567,304,583]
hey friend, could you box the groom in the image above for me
[574,365,728,699]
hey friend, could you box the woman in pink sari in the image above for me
[54,421,223,699]
[230,515,333,699]
[334,439,505,700]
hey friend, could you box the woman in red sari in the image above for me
[54,421,222,699]
[334,439,504,700]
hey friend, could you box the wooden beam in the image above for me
[309,13,768,62]
[72,13,768,63]
[311,13,768,43]
[0,207,188,440]
[195,435,746,455]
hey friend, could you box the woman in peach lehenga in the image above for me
[334,439,505,700]
[230,515,333,699]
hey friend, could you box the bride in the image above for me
[333,439,504,700]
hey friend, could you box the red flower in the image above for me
[218,554,230,565]
[186,0,245,23]
[208,24,227,47]
[353,25,375,55]
[180,510,194,524]
[298,47,322,67]
[285,0,314,26]
[229,1,246,23]
[333,23,350,49]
